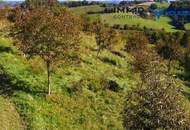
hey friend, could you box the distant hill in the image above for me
[0,1,23,8]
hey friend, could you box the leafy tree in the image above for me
[123,77,190,130]
[156,33,184,73]
[0,7,12,20]
[23,0,59,9]
[123,65,190,130]
[123,35,190,129]
[12,8,81,95]
[124,31,149,54]
[93,21,121,57]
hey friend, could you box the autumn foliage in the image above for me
[12,8,82,95]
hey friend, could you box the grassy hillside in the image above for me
[69,4,178,32]
[0,96,25,130]
[69,5,104,15]
[185,23,190,30]
[0,4,189,129]
[97,13,177,32]
[0,33,137,130]
[155,2,170,9]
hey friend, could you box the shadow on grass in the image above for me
[0,66,45,96]
[100,57,117,66]
[0,46,13,53]
[182,90,190,101]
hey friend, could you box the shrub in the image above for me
[105,80,121,92]
[101,57,117,66]
[67,80,84,95]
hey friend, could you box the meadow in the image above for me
[91,13,178,32]
[69,5,178,32]
[69,5,104,15]
[0,33,136,130]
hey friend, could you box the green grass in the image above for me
[0,96,25,130]
[155,2,170,9]
[69,5,104,15]
[185,23,190,30]
[0,34,137,130]
[70,4,178,32]
[95,13,177,32]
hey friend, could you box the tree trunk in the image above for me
[168,58,172,74]
[47,61,51,95]
[96,47,101,58]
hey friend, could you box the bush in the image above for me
[67,80,84,95]
[105,80,121,92]
[101,57,117,66]
[112,24,120,29]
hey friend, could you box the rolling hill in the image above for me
[0,33,136,130]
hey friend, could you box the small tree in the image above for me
[156,33,184,73]
[93,21,121,57]
[124,31,149,54]
[12,8,81,95]
[93,21,107,57]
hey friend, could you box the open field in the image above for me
[92,13,177,32]
[69,6,177,32]
[69,4,177,32]
[69,5,104,15]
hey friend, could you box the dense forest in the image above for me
[0,0,190,130]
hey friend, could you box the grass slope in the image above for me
[69,4,177,32]
[0,34,136,130]
[185,23,190,30]
[155,2,170,9]
[98,13,177,32]
[0,96,25,130]
[69,5,104,15]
